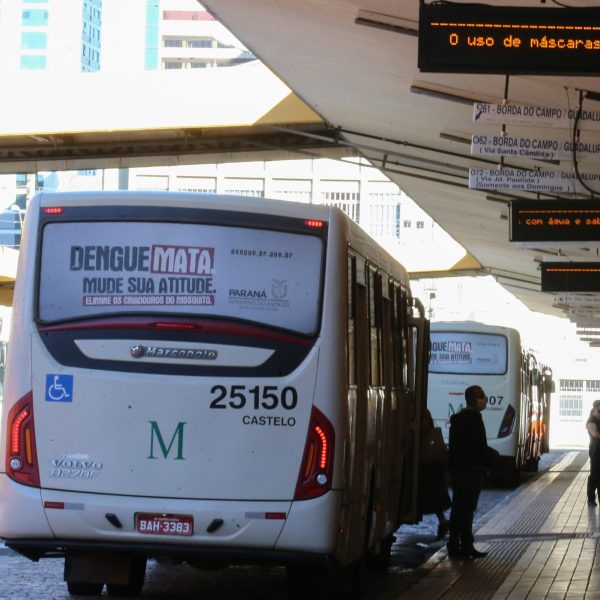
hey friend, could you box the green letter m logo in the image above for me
[148,421,186,460]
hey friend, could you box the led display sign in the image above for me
[541,262,600,292]
[418,4,600,75]
[509,199,600,243]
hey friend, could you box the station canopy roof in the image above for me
[199,0,600,336]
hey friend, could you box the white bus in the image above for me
[0,191,429,598]
[427,321,553,485]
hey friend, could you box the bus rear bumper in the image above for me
[0,475,52,539]
[0,480,342,563]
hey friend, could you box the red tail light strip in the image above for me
[10,408,29,455]
[6,391,40,487]
[294,406,335,500]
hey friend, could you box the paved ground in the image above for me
[390,450,569,572]
[0,450,573,599]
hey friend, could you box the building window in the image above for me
[270,179,312,203]
[319,181,360,222]
[558,394,583,420]
[368,194,401,239]
[188,38,213,48]
[22,9,49,26]
[20,54,47,69]
[559,379,583,392]
[175,176,216,193]
[0,209,24,250]
[224,178,264,197]
[320,191,359,221]
[162,10,213,21]
[21,32,47,49]
[163,61,183,69]
[416,220,425,229]
[586,380,600,393]
[403,220,412,228]
[163,38,183,47]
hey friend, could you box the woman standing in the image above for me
[420,408,451,539]
[586,400,600,506]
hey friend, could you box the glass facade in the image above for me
[145,0,159,69]
[81,0,102,72]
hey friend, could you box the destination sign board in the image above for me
[473,102,600,131]
[568,315,600,327]
[541,262,600,292]
[569,306,600,316]
[471,135,600,161]
[510,199,600,243]
[468,169,600,193]
[554,294,600,307]
[418,4,600,75]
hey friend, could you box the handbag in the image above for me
[421,426,448,466]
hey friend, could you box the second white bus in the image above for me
[0,191,429,598]
[427,321,553,485]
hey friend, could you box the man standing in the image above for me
[446,385,498,559]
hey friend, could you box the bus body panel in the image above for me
[32,334,318,500]
[0,476,51,539]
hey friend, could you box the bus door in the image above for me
[343,253,371,559]
[398,297,428,524]
[541,367,554,453]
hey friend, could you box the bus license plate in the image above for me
[135,513,193,536]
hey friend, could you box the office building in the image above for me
[0,0,102,73]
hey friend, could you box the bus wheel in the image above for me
[64,555,105,596]
[66,581,104,596]
[106,556,147,597]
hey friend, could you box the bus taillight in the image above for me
[304,219,324,229]
[6,391,40,487]
[498,404,516,438]
[294,406,335,500]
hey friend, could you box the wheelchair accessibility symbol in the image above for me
[45,374,73,402]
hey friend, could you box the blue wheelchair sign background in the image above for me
[46,374,73,402]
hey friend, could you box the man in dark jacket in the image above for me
[447,385,498,559]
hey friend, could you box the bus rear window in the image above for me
[429,331,508,375]
[38,221,324,335]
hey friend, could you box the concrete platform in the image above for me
[395,451,600,600]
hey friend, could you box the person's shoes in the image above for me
[436,521,450,540]
[446,544,463,559]
[462,547,488,558]
[588,499,598,506]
